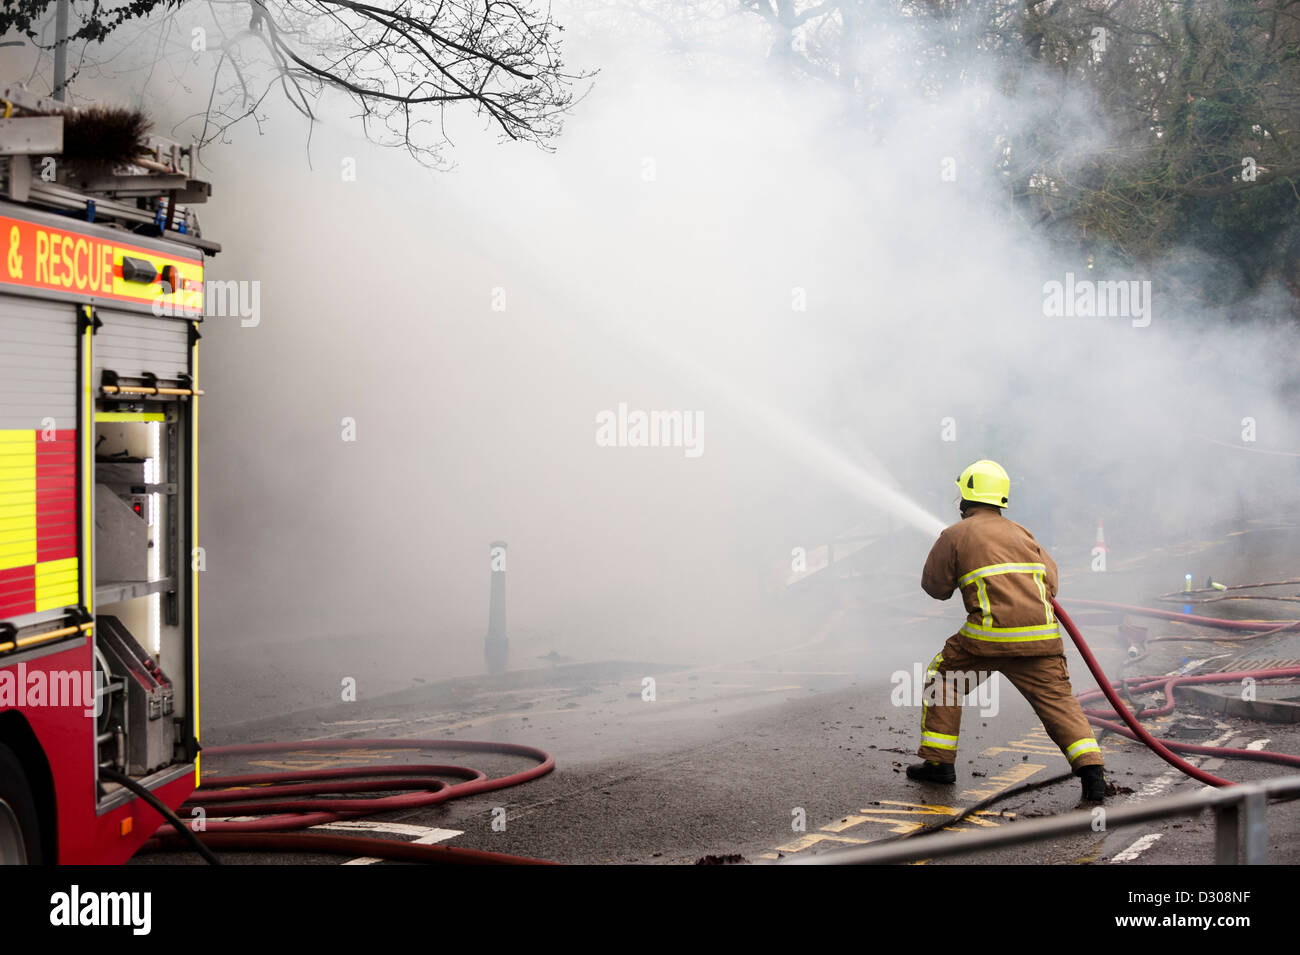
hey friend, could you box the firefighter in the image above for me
[908,459,1107,802]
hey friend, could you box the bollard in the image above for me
[485,540,508,674]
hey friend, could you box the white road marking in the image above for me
[315,821,460,839]
[1109,668,1238,863]
[1198,735,1245,773]
[310,821,464,865]
[1133,723,1236,799]
[1113,833,1164,862]
[1201,737,1275,776]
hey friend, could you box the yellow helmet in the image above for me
[957,459,1010,508]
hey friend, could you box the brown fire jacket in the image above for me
[921,505,1062,657]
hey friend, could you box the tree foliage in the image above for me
[4,0,587,166]
[612,0,1300,305]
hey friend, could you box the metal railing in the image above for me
[786,774,1300,865]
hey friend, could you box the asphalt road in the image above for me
[134,521,1300,866]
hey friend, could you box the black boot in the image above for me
[906,760,956,783]
[1078,764,1106,801]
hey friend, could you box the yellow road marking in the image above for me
[861,800,960,814]
[855,801,1009,829]
[246,747,421,771]
[841,818,924,836]
[960,762,1044,800]
[774,832,876,852]
[769,798,1016,856]
[762,708,1061,859]
[981,726,1060,758]
[821,814,871,832]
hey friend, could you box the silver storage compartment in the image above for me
[95,614,176,775]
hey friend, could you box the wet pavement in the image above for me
[137,520,1300,865]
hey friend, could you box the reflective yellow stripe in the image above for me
[95,411,165,423]
[1066,738,1101,762]
[1031,570,1052,623]
[0,431,35,571]
[925,652,944,678]
[962,620,1060,635]
[83,316,93,614]
[921,733,958,750]
[975,578,992,628]
[192,335,201,781]
[34,557,79,611]
[921,652,945,736]
[958,562,1047,587]
[958,561,1057,631]
[960,621,1060,642]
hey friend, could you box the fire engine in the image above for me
[0,85,215,863]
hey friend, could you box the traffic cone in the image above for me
[1094,519,1108,553]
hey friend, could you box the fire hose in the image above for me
[144,602,1297,862]
[1062,597,1300,642]
[141,738,557,865]
[1055,598,1300,787]
[882,598,1300,844]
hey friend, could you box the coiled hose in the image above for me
[142,737,557,864]
[144,602,1297,861]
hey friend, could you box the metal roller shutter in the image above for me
[0,297,77,431]
[93,309,190,383]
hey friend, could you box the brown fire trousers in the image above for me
[916,505,1103,769]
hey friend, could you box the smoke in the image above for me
[4,2,1297,728]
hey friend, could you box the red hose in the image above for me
[150,603,1294,863]
[1062,597,1298,634]
[141,737,557,864]
[1070,668,1300,772]
[1077,669,1300,720]
[1080,713,1300,771]
[1055,598,1237,786]
[145,831,558,865]
[187,738,554,831]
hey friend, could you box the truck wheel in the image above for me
[0,742,43,865]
